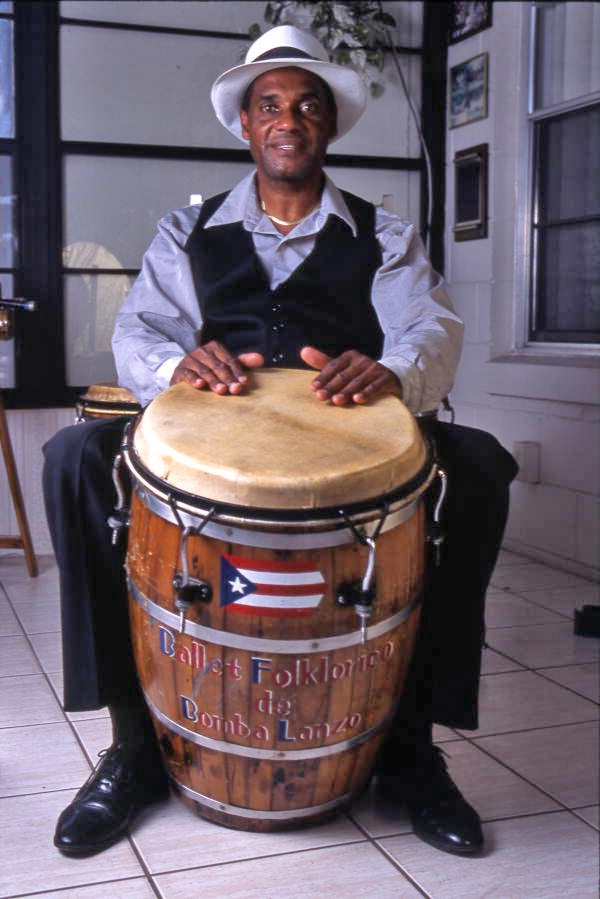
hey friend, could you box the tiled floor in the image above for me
[1,549,598,898]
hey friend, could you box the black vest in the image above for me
[185,190,383,367]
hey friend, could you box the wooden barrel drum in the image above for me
[123,368,436,832]
[76,382,140,422]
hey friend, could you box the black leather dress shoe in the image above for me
[377,744,484,856]
[54,741,170,856]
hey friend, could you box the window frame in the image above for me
[520,2,600,353]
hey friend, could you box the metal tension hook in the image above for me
[107,451,130,545]
[336,504,388,645]
[427,467,448,567]
[170,499,215,634]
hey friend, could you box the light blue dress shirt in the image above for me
[113,172,463,412]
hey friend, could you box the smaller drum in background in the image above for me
[76,382,140,423]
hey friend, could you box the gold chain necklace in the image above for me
[260,198,315,228]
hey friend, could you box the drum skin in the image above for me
[125,370,431,831]
[76,382,140,421]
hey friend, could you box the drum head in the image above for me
[80,382,139,406]
[133,369,427,510]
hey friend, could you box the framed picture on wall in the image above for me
[449,53,488,128]
[453,143,488,241]
[448,2,493,44]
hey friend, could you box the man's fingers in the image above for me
[300,346,332,371]
[237,352,265,369]
[171,342,265,394]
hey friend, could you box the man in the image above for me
[44,26,516,859]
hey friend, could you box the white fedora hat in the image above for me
[211,25,367,144]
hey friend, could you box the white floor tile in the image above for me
[379,811,599,899]
[132,791,365,874]
[484,591,563,628]
[490,563,593,593]
[487,622,600,669]
[460,670,598,737]
[0,596,22,636]
[0,673,64,727]
[493,550,532,570]
[433,723,460,742]
[11,593,61,634]
[0,633,42,676]
[72,716,114,762]
[537,662,600,704]
[155,841,421,898]
[480,646,524,674]
[25,880,158,899]
[0,721,91,797]
[572,805,599,830]
[475,722,599,809]
[46,671,111,722]
[518,584,600,616]
[0,791,144,896]
[30,630,64,673]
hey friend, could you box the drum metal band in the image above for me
[144,691,392,761]
[128,577,422,653]
[172,779,355,822]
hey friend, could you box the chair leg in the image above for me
[0,392,38,577]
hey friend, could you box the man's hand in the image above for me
[300,346,402,406]
[171,341,264,395]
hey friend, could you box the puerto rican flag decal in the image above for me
[220,554,325,617]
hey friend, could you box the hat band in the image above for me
[253,46,317,62]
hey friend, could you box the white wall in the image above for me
[445,1,600,579]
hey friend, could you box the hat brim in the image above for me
[211,57,367,144]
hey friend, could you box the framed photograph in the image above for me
[453,144,488,241]
[449,53,488,129]
[448,1,493,44]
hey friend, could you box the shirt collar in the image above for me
[203,171,358,238]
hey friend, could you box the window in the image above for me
[528,1,600,345]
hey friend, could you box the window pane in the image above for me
[64,155,253,270]
[61,1,266,32]
[0,18,14,138]
[535,2,600,109]
[0,272,15,389]
[64,273,130,386]
[536,221,600,340]
[0,154,15,266]
[539,105,600,221]
[0,3,13,14]
[61,25,246,148]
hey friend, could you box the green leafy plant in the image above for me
[249,1,397,97]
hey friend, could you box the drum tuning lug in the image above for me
[108,509,130,545]
[354,603,372,644]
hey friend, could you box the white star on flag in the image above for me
[228,576,247,596]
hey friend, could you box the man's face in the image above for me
[240,67,336,185]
